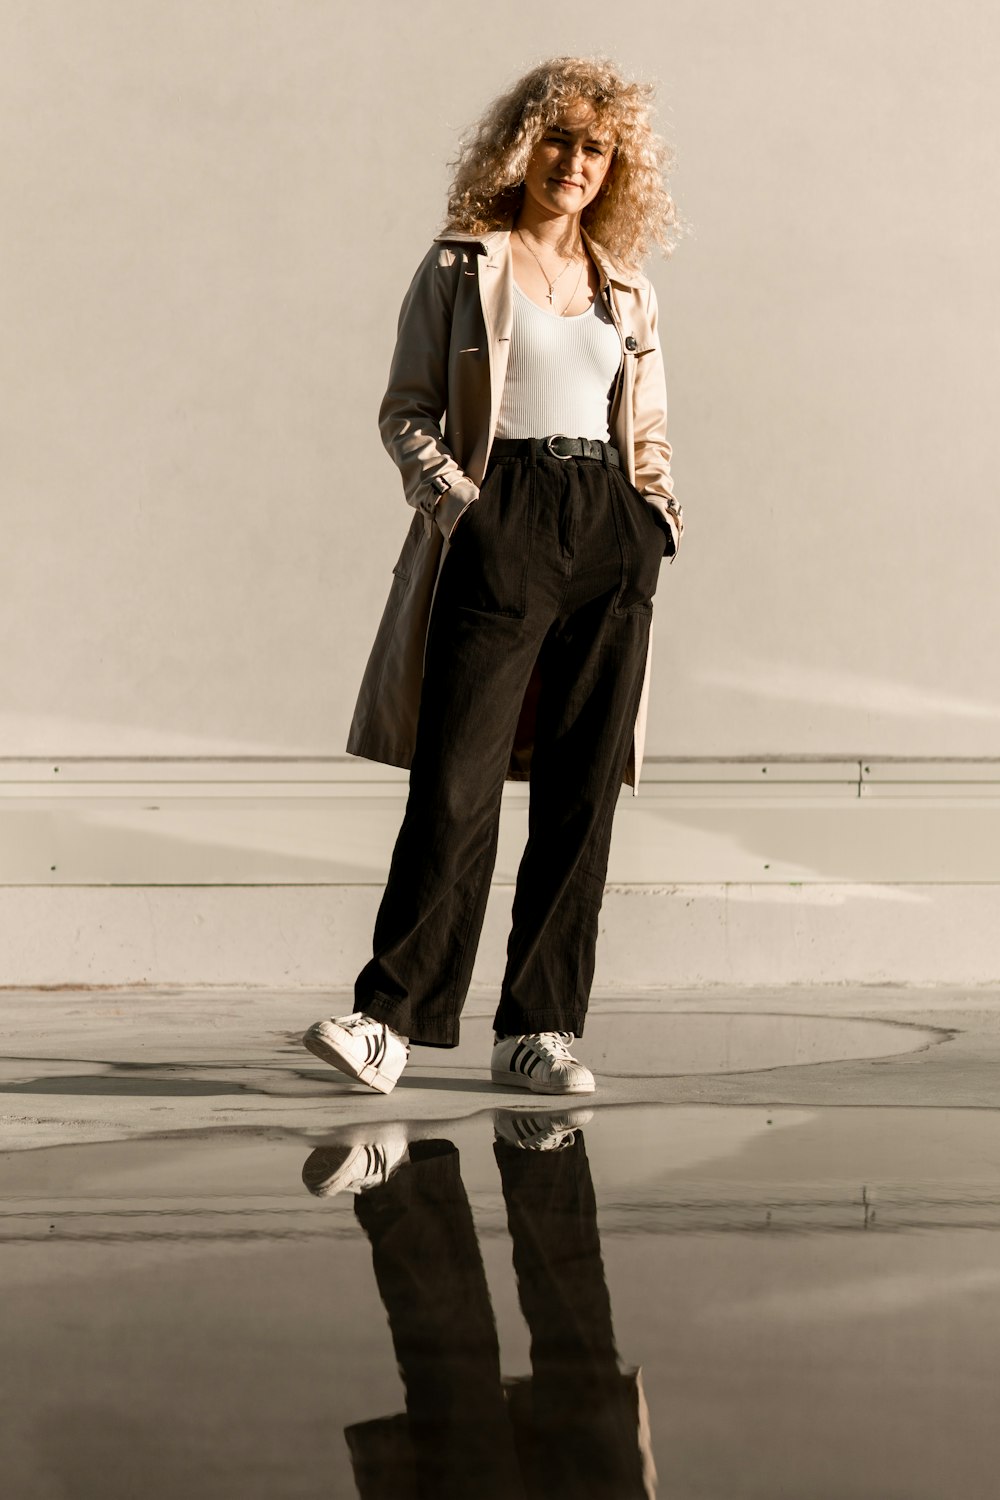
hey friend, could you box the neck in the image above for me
[513,201,585,258]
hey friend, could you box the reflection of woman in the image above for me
[304,57,685,1097]
[303,1117,657,1500]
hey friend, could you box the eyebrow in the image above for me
[546,126,611,148]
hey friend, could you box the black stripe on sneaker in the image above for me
[363,1033,375,1065]
[526,1054,542,1077]
[510,1042,527,1074]
[373,1029,386,1069]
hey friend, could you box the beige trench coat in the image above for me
[346,225,681,795]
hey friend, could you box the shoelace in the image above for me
[524,1030,576,1063]
[337,1013,409,1049]
[337,1013,380,1033]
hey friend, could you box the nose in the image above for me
[559,141,586,173]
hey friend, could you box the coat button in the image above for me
[625,335,638,352]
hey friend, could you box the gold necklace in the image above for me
[556,258,587,316]
[516,228,584,307]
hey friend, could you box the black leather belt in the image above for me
[489,435,621,467]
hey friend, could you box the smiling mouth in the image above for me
[551,178,582,189]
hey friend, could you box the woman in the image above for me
[304,56,686,1098]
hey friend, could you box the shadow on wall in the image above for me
[699,658,1000,724]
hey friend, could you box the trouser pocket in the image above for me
[443,460,534,618]
[609,469,662,614]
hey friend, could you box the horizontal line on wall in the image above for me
[6,880,1000,890]
[1,757,1000,795]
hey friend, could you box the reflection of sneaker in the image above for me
[302,1013,409,1094]
[302,1123,409,1197]
[493,1108,594,1151]
[491,1031,595,1095]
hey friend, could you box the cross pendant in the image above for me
[546,290,554,304]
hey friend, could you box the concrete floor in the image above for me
[3,983,997,1149]
[3,984,1000,1498]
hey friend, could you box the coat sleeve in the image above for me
[378,243,480,540]
[632,280,684,563]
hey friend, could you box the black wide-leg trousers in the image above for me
[348,1134,649,1500]
[354,442,663,1047]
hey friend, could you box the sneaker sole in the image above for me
[490,1069,595,1096]
[303,1026,402,1095]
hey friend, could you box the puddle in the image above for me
[4,1103,1000,1498]
[392,1010,943,1082]
[536,1009,942,1076]
[0,1012,944,1113]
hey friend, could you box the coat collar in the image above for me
[433,223,645,290]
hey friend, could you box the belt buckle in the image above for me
[544,433,574,461]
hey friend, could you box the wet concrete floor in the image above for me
[2,987,1000,1498]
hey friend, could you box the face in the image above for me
[521,99,614,219]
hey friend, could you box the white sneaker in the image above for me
[493,1107,594,1151]
[302,1013,409,1094]
[491,1031,595,1095]
[302,1123,409,1197]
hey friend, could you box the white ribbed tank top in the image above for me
[494,282,623,441]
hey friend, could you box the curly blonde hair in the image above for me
[444,56,689,268]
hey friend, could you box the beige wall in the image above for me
[3,0,999,762]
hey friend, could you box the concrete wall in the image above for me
[4,0,999,763]
[2,756,999,988]
[2,3,999,987]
